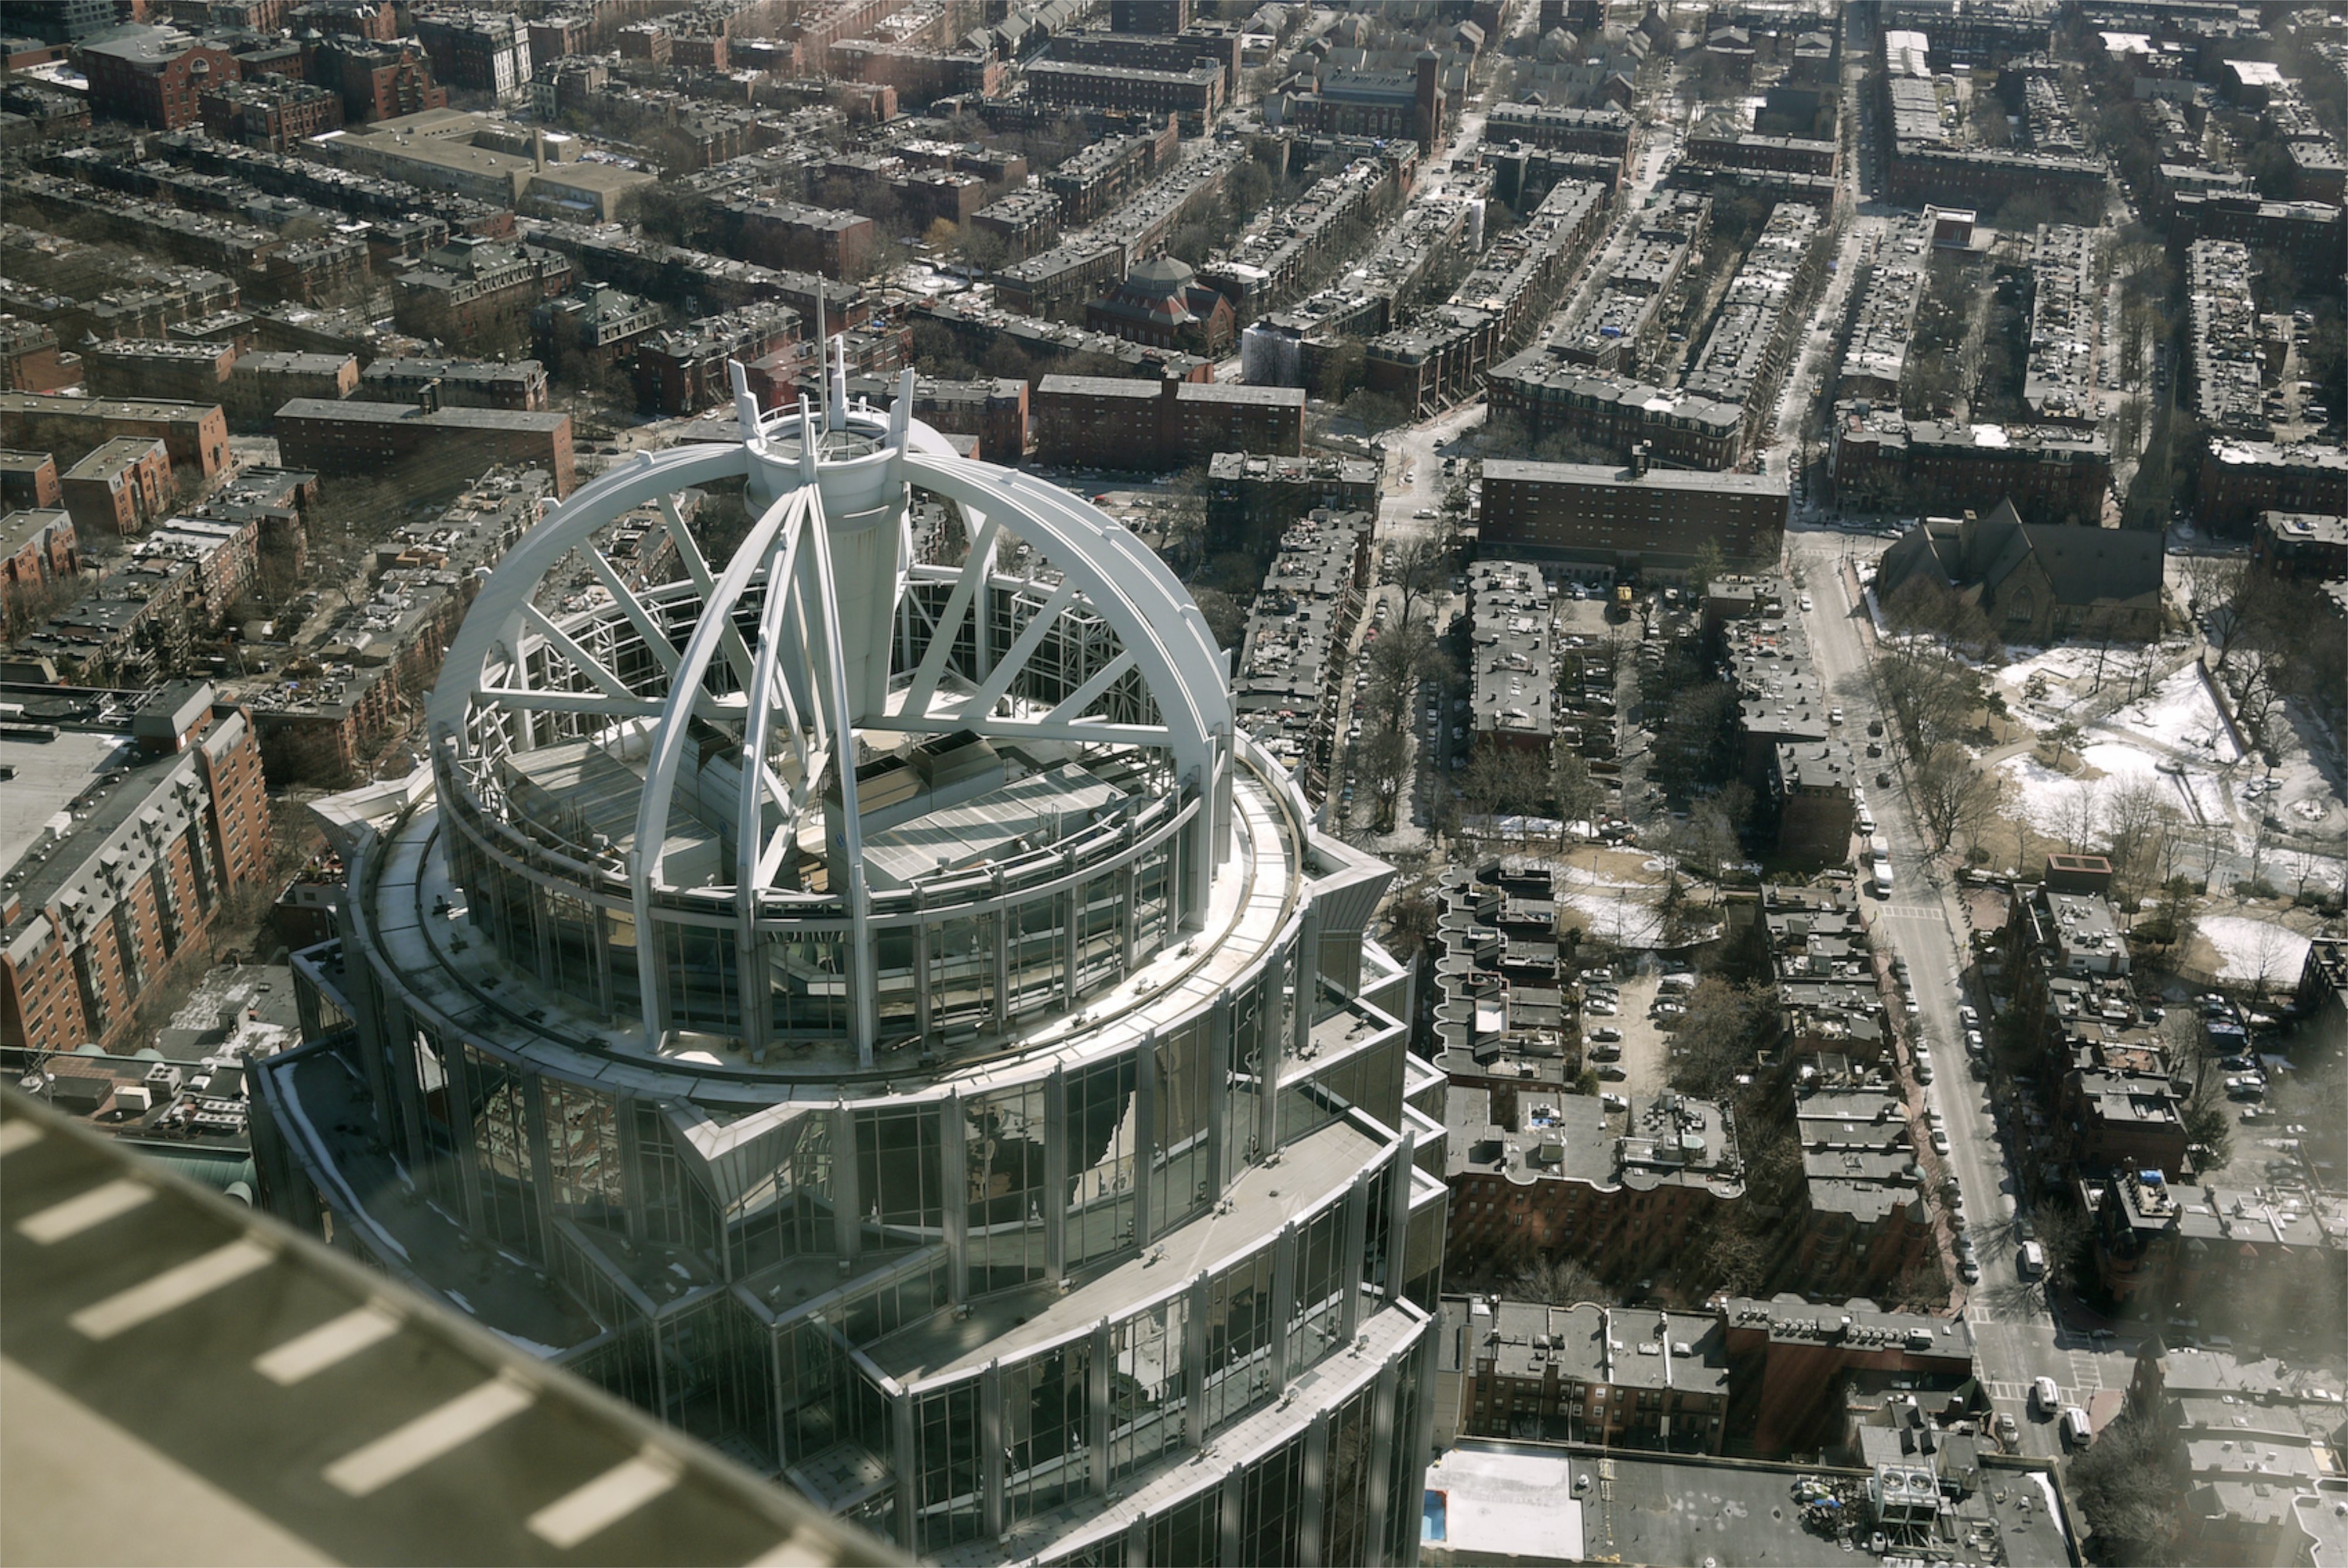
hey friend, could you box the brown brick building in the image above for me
[1478,455,1789,573]
[77,26,243,130]
[1444,1089,1746,1287]
[1,449,63,511]
[197,72,344,150]
[82,338,237,405]
[1,506,80,631]
[274,398,575,495]
[0,684,271,1057]
[1034,374,1304,469]
[224,351,359,432]
[0,393,231,484]
[60,436,174,538]
[1,317,82,394]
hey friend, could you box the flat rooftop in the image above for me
[0,727,134,886]
[1425,1442,2075,1567]
[1482,457,1788,497]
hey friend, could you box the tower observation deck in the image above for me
[253,345,1449,1564]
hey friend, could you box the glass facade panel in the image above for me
[461,1043,542,1256]
[1007,893,1064,1021]
[1003,1341,1090,1524]
[1237,1435,1305,1568]
[928,913,996,1035]
[1148,1488,1220,1568]
[663,920,740,1033]
[1289,1201,1349,1378]
[1108,1296,1185,1483]
[855,1104,944,1238]
[1320,1385,1375,1568]
[965,1084,1048,1295]
[725,1112,832,1278]
[1149,1020,1213,1238]
[913,1381,983,1554]
[542,1079,623,1231]
[1066,1053,1139,1266]
[1200,1250,1276,1432]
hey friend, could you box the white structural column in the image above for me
[629,483,812,1044]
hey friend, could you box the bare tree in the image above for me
[1911,744,1997,851]
[2102,780,2172,898]
[2050,782,2104,854]
[1389,534,1449,626]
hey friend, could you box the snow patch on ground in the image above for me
[1560,892,1666,946]
[2198,917,2311,984]
[1996,754,2100,840]
[2108,665,2241,764]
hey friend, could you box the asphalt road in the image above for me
[1790,530,2144,1457]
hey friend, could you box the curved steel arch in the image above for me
[428,389,1237,1059]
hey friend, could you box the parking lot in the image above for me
[1581,970,1672,1102]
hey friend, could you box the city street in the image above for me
[1790,530,2144,1457]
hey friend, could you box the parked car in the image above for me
[1931,1129,1951,1154]
[1588,1026,1623,1043]
[1586,999,1618,1016]
[2032,1377,2059,1415]
[1996,1412,2020,1445]
[1959,1258,1981,1283]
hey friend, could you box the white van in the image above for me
[2062,1407,2092,1448]
[2018,1241,2046,1278]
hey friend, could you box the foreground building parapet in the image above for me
[254,354,1444,1564]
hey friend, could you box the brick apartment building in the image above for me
[633,303,801,417]
[1024,60,1223,129]
[2251,511,2348,581]
[224,352,359,432]
[1283,54,1446,153]
[1,450,63,511]
[1,317,82,394]
[1,506,79,629]
[1719,1295,1978,1458]
[2197,440,2348,533]
[82,338,238,405]
[77,26,244,130]
[1478,454,1788,573]
[1034,374,1303,469]
[1448,1299,1731,1452]
[0,682,271,1056]
[898,377,1028,463]
[274,398,575,495]
[0,393,231,483]
[722,201,875,281]
[1205,451,1380,548]
[1772,740,1858,864]
[309,36,448,125]
[59,437,174,538]
[360,356,549,412]
[198,73,344,150]
[390,237,574,346]
[1445,1089,1746,1287]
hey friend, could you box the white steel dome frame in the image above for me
[429,350,1236,1066]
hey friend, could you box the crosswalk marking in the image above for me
[526,1448,680,1548]
[255,1304,403,1386]
[323,1376,535,1497]
[18,1177,153,1243]
[69,1238,276,1340]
